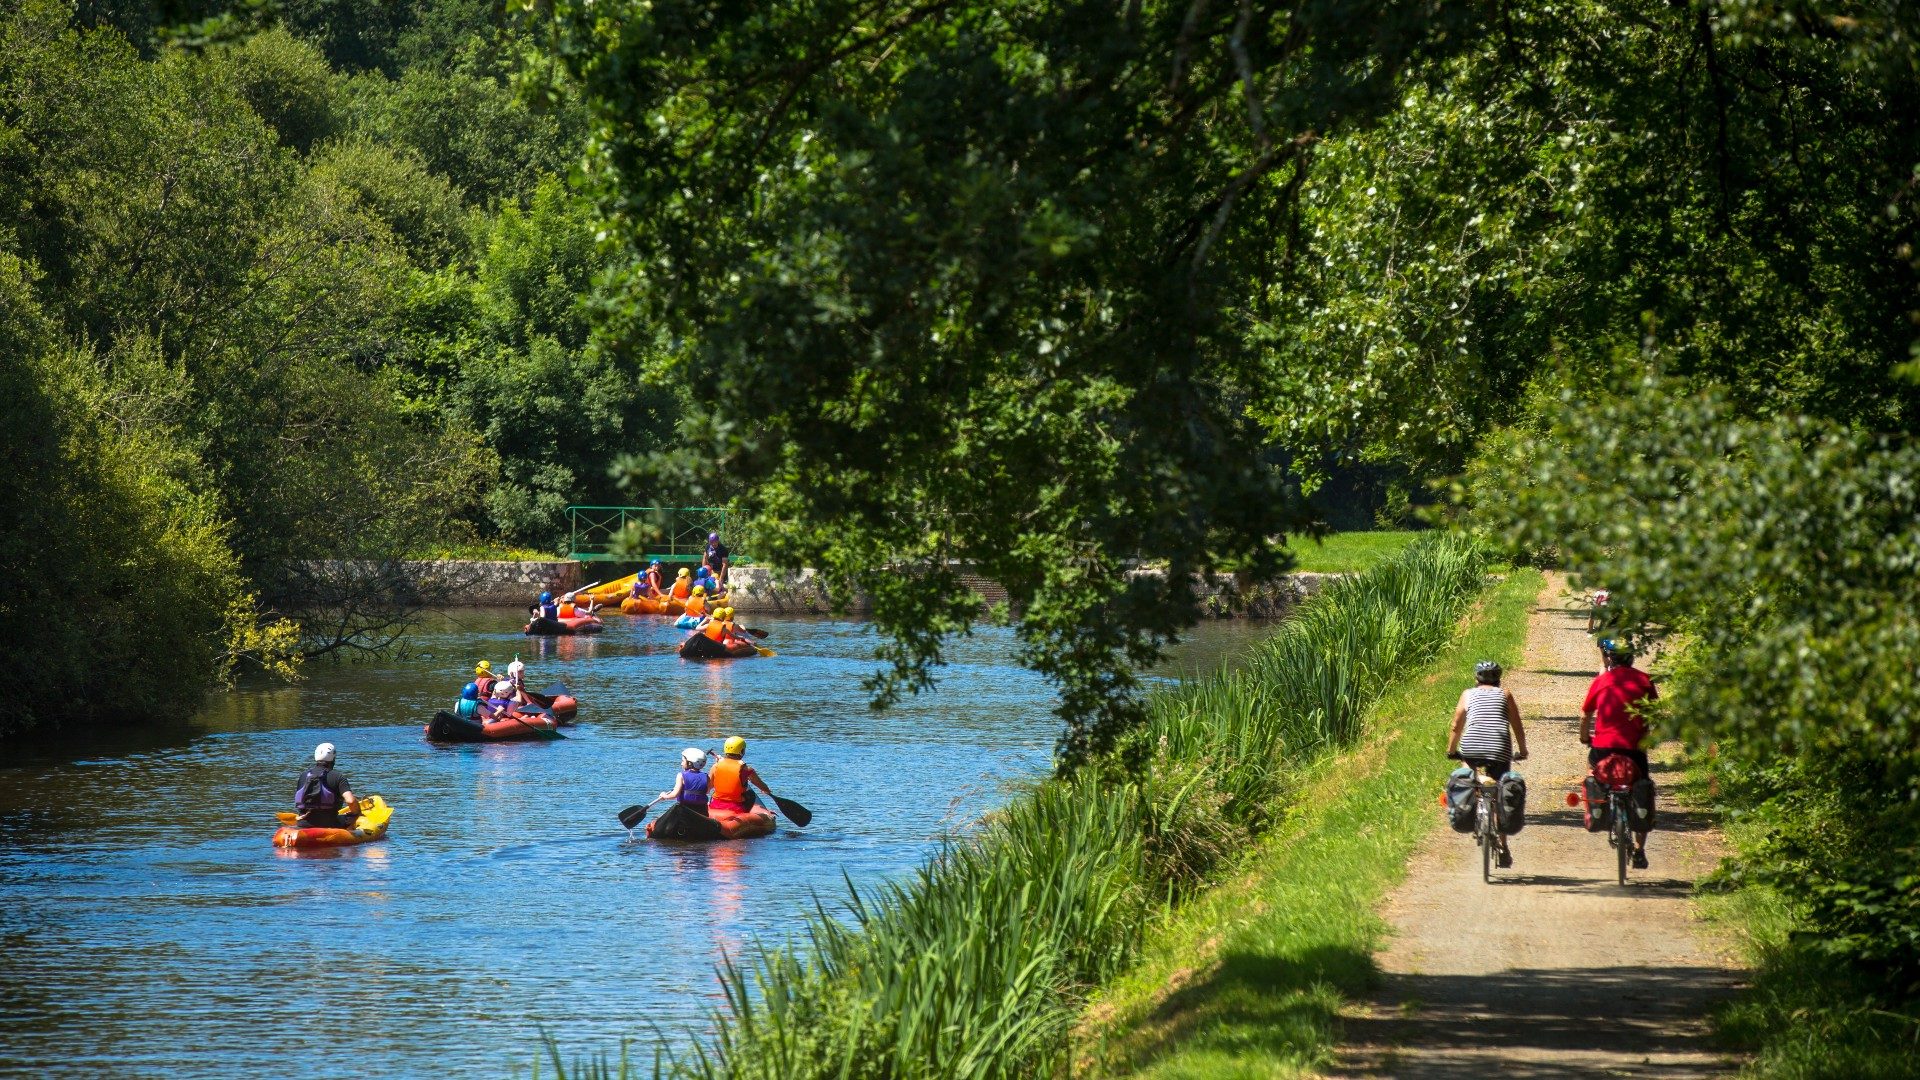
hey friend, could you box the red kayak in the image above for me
[425,710,560,742]
[520,689,578,723]
[646,802,777,841]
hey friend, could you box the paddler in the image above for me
[684,585,709,618]
[670,567,694,600]
[654,748,712,816]
[709,736,778,814]
[294,743,359,829]
[473,660,496,696]
[456,682,502,722]
[634,560,667,598]
[533,590,559,621]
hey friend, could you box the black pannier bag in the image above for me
[1445,767,1477,833]
[1630,776,1657,829]
[1498,771,1527,834]
[1582,775,1610,832]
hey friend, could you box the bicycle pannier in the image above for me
[1630,776,1657,829]
[1444,767,1477,833]
[1582,776,1610,832]
[1498,771,1527,834]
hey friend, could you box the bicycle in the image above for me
[1470,764,1504,883]
[1573,753,1640,884]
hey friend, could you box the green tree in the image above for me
[546,0,1486,762]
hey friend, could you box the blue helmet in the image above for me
[650,559,662,568]
[539,591,553,604]
[461,682,478,700]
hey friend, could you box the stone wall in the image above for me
[723,565,1343,618]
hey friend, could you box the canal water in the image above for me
[0,611,1269,1078]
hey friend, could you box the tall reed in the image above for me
[544,534,1490,1080]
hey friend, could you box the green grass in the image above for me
[1679,755,1920,1080]
[1076,568,1543,1078]
[407,541,560,562]
[1285,531,1423,574]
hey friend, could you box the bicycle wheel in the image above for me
[1479,793,1495,882]
[1613,795,1630,884]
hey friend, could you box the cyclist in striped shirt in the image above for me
[1447,660,1529,866]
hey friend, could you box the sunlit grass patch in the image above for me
[1285,531,1423,574]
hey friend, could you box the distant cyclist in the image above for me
[1585,587,1610,632]
[1581,640,1658,868]
[1447,660,1528,867]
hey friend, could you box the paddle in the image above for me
[740,626,770,639]
[618,799,661,830]
[764,792,811,826]
[537,682,571,700]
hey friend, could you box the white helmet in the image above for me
[508,660,525,678]
[681,747,706,766]
[313,742,336,763]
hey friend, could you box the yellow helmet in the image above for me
[692,585,706,595]
[723,735,746,756]
[677,567,691,577]
[474,660,492,674]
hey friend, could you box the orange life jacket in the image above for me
[685,595,707,616]
[702,618,727,641]
[710,758,749,805]
[558,601,576,618]
[671,578,691,599]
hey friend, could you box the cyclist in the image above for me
[1585,587,1610,632]
[1581,639,1658,868]
[1447,660,1528,867]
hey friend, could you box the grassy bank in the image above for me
[1076,568,1541,1077]
[1285,530,1421,574]
[538,535,1501,1079]
[1679,753,1920,1080]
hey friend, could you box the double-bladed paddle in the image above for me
[618,800,659,830]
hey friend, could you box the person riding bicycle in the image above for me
[1581,639,1658,869]
[1447,660,1528,867]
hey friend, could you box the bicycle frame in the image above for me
[1472,768,1503,882]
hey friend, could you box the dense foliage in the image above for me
[0,1,676,734]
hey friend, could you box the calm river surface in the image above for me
[0,611,1269,1078]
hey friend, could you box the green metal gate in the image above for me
[565,506,741,563]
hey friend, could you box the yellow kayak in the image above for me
[273,795,393,848]
[570,574,638,606]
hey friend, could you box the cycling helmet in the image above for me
[461,683,478,700]
[1474,660,1502,684]
[1601,639,1633,663]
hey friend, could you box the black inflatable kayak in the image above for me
[678,633,759,659]
[424,710,560,742]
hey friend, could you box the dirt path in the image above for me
[1333,572,1745,1078]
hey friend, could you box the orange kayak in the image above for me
[619,595,683,615]
[273,796,393,848]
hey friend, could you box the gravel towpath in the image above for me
[1332,572,1745,1078]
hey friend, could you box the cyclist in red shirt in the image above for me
[1580,639,1658,868]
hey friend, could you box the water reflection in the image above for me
[0,610,1272,1078]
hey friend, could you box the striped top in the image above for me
[1457,685,1513,761]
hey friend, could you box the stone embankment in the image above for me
[291,559,581,607]
[720,566,1343,617]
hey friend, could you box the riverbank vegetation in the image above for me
[0,1,682,735]
[535,535,1492,1078]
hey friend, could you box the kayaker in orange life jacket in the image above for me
[708,736,777,814]
[670,567,694,600]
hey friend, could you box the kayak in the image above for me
[673,613,704,630]
[425,709,560,742]
[679,633,759,660]
[525,614,604,636]
[620,595,669,615]
[646,802,776,841]
[570,574,638,605]
[274,795,393,849]
[520,689,578,723]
